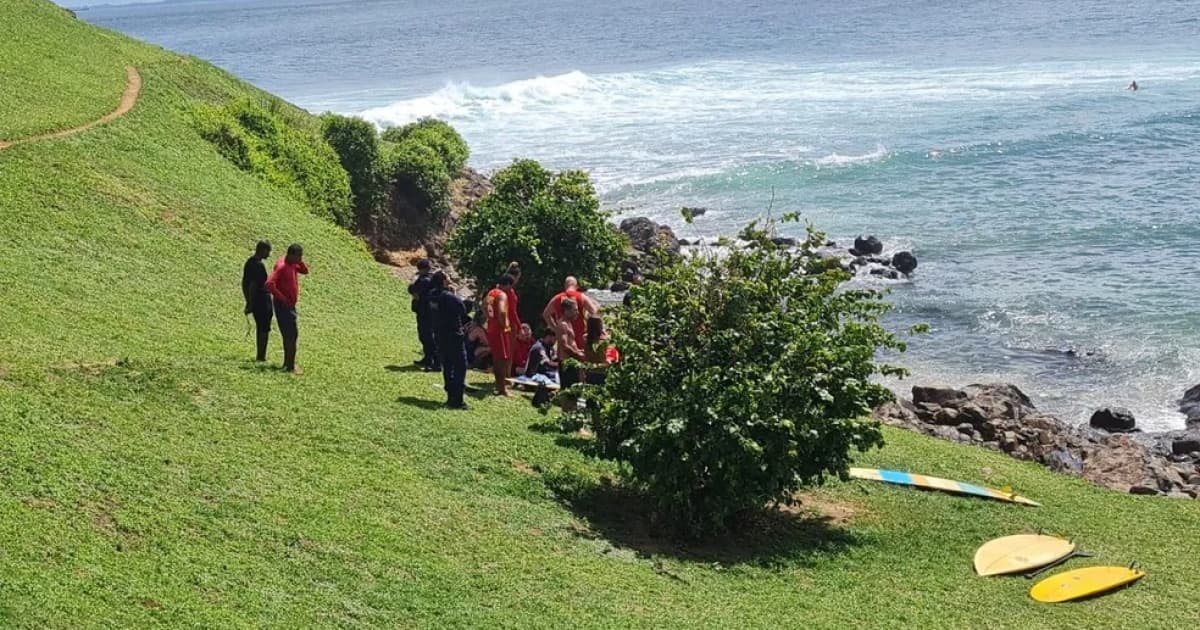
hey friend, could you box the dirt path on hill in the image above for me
[0,66,142,151]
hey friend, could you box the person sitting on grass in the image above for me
[513,323,534,375]
[241,240,273,362]
[464,315,491,369]
[264,243,308,374]
[524,328,559,384]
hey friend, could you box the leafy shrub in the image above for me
[320,114,386,227]
[383,141,452,222]
[381,118,469,175]
[581,215,908,538]
[194,98,352,227]
[447,159,628,323]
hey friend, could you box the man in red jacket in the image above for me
[264,243,309,373]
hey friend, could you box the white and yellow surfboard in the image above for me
[849,468,1040,506]
[974,534,1076,576]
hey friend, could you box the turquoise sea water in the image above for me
[78,0,1200,429]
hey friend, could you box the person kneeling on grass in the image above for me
[524,328,559,385]
[264,243,308,374]
[554,298,587,411]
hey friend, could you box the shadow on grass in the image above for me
[384,364,426,373]
[550,476,863,567]
[395,396,445,411]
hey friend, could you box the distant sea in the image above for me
[77,0,1200,429]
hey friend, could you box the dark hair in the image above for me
[587,315,604,344]
[417,258,431,271]
[287,243,303,257]
[497,273,516,288]
[541,328,556,339]
[255,240,272,253]
[432,270,449,288]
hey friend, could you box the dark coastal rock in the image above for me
[868,268,901,280]
[678,239,691,246]
[771,236,798,247]
[1180,383,1200,427]
[619,217,681,256]
[681,206,708,218]
[853,235,883,255]
[874,382,1199,500]
[892,251,918,274]
[1089,407,1137,433]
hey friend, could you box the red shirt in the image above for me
[549,289,588,342]
[265,259,309,307]
[514,337,533,369]
[484,288,509,335]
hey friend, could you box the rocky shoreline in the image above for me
[875,383,1200,499]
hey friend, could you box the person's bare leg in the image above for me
[494,359,511,396]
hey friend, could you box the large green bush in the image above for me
[581,215,908,537]
[384,140,452,222]
[195,98,352,227]
[447,159,628,323]
[381,118,469,175]
[320,113,386,227]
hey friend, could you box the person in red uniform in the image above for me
[504,262,522,375]
[541,276,597,351]
[513,323,534,373]
[264,243,309,373]
[484,274,516,396]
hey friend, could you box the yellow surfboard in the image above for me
[1030,566,1145,603]
[974,535,1076,576]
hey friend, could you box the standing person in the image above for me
[484,274,516,396]
[429,270,470,410]
[264,243,309,374]
[241,240,273,362]
[542,276,598,354]
[554,298,587,410]
[504,262,522,375]
[408,259,439,371]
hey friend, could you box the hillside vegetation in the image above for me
[0,1,1197,627]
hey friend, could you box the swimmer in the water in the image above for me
[1127,80,1139,91]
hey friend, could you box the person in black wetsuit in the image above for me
[429,270,470,410]
[241,240,273,362]
[408,259,439,370]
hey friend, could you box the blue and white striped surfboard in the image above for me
[849,468,1040,507]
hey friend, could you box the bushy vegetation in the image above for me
[447,159,628,322]
[380,118,468,175]
[580,215,907,537]
[380,118,469,224]
[319,113,386,228]
[194,98,352,227]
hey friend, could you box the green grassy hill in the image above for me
[0,1,1197,627]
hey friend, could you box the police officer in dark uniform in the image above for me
[408,259,439,370]
[429,270,470,409]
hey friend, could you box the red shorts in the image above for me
[486,328,511,361]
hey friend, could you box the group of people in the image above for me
[409,259,613,410]
[241,240,309,373]
[238,241,614,409]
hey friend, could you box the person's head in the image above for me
[587,315,605,344]
[540,329,556,344]
[561,297,578,320]
[497,273,516,288]
[564,276,579,290]
[285,243,303,264]
[518,323,533,340]
[254,240,272,259]
[506,261,521,283]
[431,270,449,289]
[416,258,431,272]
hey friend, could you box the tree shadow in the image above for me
[549,476,863,567]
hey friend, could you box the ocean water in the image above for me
[78,0,1200,429]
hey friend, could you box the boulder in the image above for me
[852,235,883,255]
[680,206,708,218]
[771,236,798,248]
[1172,436,1200,455]
[892,251,918,274]
[868,268,901,280]
[912,386,967,407]
[619,217,681,256]
[1089,407,1137,433]
[678,239,691,246]
[1129,484,1160,496]
[1180,383,1200,426]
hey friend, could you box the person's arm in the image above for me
[264,270,288,305]
[497,292,510,333]
[241,260,254,313]
[542,296,558,330]
[580,293,600,319]
[557,322,586,360]
[295,261,309,275]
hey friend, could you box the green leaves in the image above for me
[580,217,905,537]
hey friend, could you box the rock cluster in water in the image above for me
[874,383,1200,499]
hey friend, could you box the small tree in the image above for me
[320,114,386,228]
[381,118,469,175]
[385,141,453,222]
[447,159,627,322]
[583,214,908,537]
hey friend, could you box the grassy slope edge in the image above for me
[0,1,1197,627]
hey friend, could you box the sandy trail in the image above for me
[0,66,141,151]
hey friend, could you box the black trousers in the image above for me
[274,298,299,371]
[251,303,273,361]
[439,337,468,407]
[417,310,438,367]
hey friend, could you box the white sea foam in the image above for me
[813,145,892,167]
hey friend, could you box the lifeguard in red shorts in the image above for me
[484,274,516,397]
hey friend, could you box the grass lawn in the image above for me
[1,1,1197,627]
